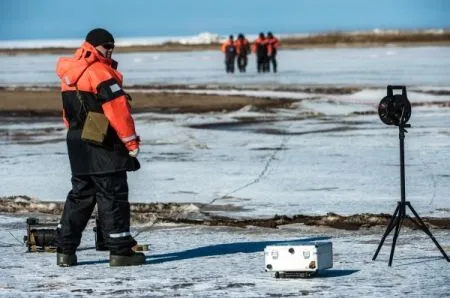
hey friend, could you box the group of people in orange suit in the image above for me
[220,32,280,73]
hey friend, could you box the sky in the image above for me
[0,0,449,40]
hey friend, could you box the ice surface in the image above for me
[1,46,450,87]
[0,215,449,297]
[2,101,450,218]
[1,50,449,218]
[0,47,449,297]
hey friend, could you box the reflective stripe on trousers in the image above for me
[109,231,131,238]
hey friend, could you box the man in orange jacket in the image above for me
[235,33,251,72]
[221,35,237,73]
[267,32,280,73]
[252,32,270,73]
[55,28,145,267]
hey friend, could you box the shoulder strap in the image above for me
[75,85,89,122]
[73,62,93,121]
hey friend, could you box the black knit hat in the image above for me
[85,28,114,47]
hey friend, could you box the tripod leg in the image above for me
[373,203,401,261]
[388,215,404,266]
[406,203,450,261]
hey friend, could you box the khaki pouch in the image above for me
[81,111,109,145]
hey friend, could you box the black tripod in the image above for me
[373,123,450,266]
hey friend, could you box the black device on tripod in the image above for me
[373,85,450,266]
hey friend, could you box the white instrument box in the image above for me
[264,242,333,278]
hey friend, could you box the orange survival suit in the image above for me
[221,36,237,73]
[252,33,271,73]
[55,41,139,256]
[266,32,280,73]
[235,34,251,72]
[56,41,139,175]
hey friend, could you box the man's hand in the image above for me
[125,137,140,158]
[129,148,139,157]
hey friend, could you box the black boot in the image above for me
[57,253,77,267]
[110,251,145,267]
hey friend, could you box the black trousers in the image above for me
[225,56,236,73]
[237,55,248,72]
[57,171,136,255]
[257,55,270,73]
[268,49,277,72]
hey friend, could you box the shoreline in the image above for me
[1,86,450,118]
[0,88,295,117]
[1,196,449,230]
[1,31,450,55]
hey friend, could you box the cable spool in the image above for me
[24,218,58,252]
[24,217,150,253]
[30,229,57,248]
[378,85,411,126]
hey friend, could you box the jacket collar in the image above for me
[76,42,118,69]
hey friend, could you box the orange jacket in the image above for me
[56,42,138,151]
[221,40,236,53]
[235,38,251,56]
[252,38,272,56]
[267,37,280,51]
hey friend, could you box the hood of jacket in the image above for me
[56,42,115,86]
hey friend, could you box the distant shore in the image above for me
[1,31,450,55]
